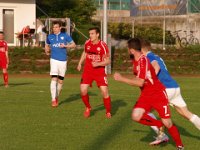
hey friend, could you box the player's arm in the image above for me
[5,50,9,65]
[92,54,110,67]
[114,72,145,87]
[77,51,86,71]
[60,41,76,49]
[151,60,160,75]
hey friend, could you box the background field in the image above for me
[0,75,200,150]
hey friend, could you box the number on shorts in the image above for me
[104,77,108,85]
[163,105,170,117]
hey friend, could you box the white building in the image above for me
[0,0,36,46]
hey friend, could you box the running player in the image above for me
[77,27,111,118]
[45,21,76,107]
[0,31,9,88]
[141,39,200,146]
[113,38,184,150]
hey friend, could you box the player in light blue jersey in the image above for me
[45,21,76,107]
[141,40,200,148]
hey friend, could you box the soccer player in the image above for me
[113,38,184,150]
[45,21,76,107]
[0,31,9,88]
[77,27,111,119]
[141,39,200,145]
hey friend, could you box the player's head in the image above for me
[88,27,100,43]
[127,38,141,59]
[52,21,62,34]
[140,39,151,52]
[0,31,4,40]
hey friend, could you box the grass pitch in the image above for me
[0,75,200,150]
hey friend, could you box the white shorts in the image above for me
[50,58,67,77]
[166,87,187,107]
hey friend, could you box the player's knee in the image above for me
[132,113,141,122]
[162,119,173,128]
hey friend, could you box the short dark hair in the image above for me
[127,38,141,51]
[52,21,61,27]
[89,27,100,34]
[0,31,4,34]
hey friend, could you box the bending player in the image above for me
[141,39,200,146]
[114,38,184,150]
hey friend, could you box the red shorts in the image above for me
[81,71,108,87]
[134,90,171,119]
[0,56,7,69]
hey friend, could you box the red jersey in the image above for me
[133,55,165,95]
[0,40,8,58]
[84,39,109,74]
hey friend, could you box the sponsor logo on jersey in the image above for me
[52,43,61,48]
[87,46,91,50]
[61,36,64,40]
[97,47,101,51]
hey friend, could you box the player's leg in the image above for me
[56,61,67,99]
[99,86,111,118]
[80,84,91,118]
[167,88,200,130]
[154,91,184,148]
[96,75,111,118]
[3,68,8,87]
[50,59,59,107]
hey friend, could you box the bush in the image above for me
[108,23,175,44]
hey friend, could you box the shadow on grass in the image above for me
[83,109,132,150]
[59,91,97,105]
[0,82,33,87]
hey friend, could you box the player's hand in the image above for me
[113,72,122,81]
[92,62,99,67]
[60,43,66,48]
[45,49,50,55]
[77,64,82,71]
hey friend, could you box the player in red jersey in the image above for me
[113,38,184,150]
[0,31,9,88]
[77,27,111,118]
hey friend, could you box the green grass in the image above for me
[0,75,200,150]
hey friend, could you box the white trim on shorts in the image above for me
[50,58,67,77]
[166,87,187,107]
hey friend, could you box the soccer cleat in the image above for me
[51,98,58,107]
[149,133,169,145]
[106,112,112,119]
[84,107,91,118]
[149,126,169,145]
[176,145,184,150]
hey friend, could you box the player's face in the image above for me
[0,33,4,40]
[53,24,61,34]
[89,30,99,43]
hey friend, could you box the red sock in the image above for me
[138,113,163,128]
[103,96,111,113]
[168,125,183,147]
[3,73,8,85]
[81,94,91,108]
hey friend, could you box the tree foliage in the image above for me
[36,0,96,24]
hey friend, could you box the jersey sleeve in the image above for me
[101,41,109,57]
[147,52,157,63]
[46,35,50,45]
[137,57,148,80]
[65,33,73,43]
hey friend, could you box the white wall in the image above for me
[0,0,36,45]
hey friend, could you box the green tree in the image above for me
[36,0,96,24]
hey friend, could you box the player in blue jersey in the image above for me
[141,40,200,148]
[45,21,76,107]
